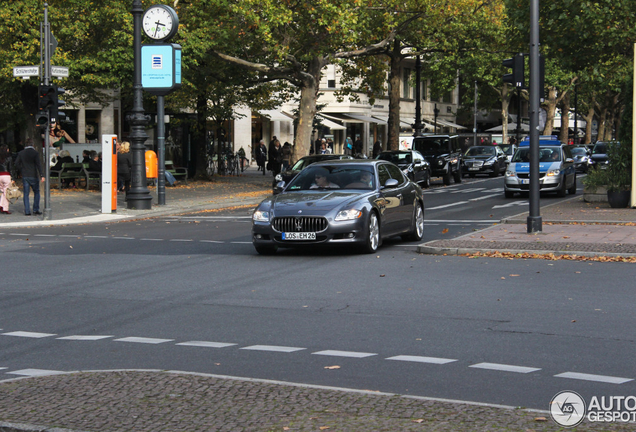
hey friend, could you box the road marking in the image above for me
[6,369,66,377]
[469,194,500,201]
[425,220,498,223]
[169,239,194,242]
[2,331,56,338]
[140,238,164,241]
[241,345,306,353]
[451,188,486,194]
[312,350,377,358]
[176,341,237,348]
[555,372,633,384]
[171,216,253,220]
[34,234,56,237]
[59,235,80,238]
[84,235,109,239]
[200,240,224,243]
[57,335,113,341]
[469,362,541,374]
[427,201,469,210]
[113,237,135,240]
[113,337,174,344]
[492,201,529,209]
[230,241,252,244]
[0,367,7,370]
[386,355,457,364]
[8,233,29,236]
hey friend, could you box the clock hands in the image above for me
[153,20,165,38]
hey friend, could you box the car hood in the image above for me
[512,162,560,173]
[464,155,495,162]
[269,190,371,216]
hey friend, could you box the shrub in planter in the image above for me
[583,141,632,207]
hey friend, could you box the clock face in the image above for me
[142,5,178,41]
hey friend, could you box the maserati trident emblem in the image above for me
[295,218,303,232]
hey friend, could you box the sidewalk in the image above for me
[1,172,636,431]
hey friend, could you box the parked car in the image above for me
[570,146,591,173]
[461,145,507,177]
[589,141,616,169]
[272,154,353,194]
[498,143,518,163]
[412,134,463,185]
[504,137,577,198]
[253,160,425,254]
[376,150,431,188]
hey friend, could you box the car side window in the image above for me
[377,164,391,187]
[385,163,406,186]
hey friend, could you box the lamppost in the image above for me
[527,0,542,233]
[126,0,152,210]
[433,104,440,134]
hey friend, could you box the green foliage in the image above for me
[583,142,632,192]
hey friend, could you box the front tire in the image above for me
[453,165,462,183]
[402,202,424,242]
[361,211,380,253]
[568,174,577,195]
[443,170,452,186]
[420,170,431,189]
[504,190,514,198]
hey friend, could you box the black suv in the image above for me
[412,134,463,185]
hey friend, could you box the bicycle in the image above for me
[226,152,237,176]
[217,153,227,175]
[205,153,216,179]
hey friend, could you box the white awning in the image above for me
[343,113,387,124]
[423,118,467,130]
[316,114,346,130]
[259,110,293,122]
[404,118,436,130]
[321,113,384,124]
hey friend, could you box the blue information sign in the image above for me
[141,43,182,95]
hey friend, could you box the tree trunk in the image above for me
[597,106,607,142]
[294,58,323,158]
[559,93,570,144]
[500,84,511,143]
[541,86,558,136]
[387,46,402,151]
[194,94,208,178]
[583,107,595,144]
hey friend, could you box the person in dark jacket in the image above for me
[373,140,382,158]
[117,141,132,194]
[268,139,282,176]
[14,138,44,215]
[256,140,267,175]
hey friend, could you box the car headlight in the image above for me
[252,210,270,222]
[484,159,494,166]
[274,174,282,182]
[335,209,362,221]
[437,159,444,166]
[505,170,516,177]
[546,169,560,176]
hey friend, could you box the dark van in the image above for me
[412,134,463,185]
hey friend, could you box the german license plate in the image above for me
[469,167,480,171]
[520,179,530,184]
[282,232,316,240]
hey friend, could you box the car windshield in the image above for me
[286,165,375,191]
[465,146,496,157]
[377,152,412,164]
[499,145,514,155]
[592,143,608,154]
[413,137,449,156]
[571,147,587,156]
[290,156,333,171]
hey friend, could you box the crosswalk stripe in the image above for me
[2,331,56,338]
[176,341,237,348]
[7,369,66,377]
[113,337,174,344]
[241,345,305,353]
[469,362,541,374]
[555,372,633,384]
[57,335,113,341]
[312,350,377,358]
[386,355,457,364]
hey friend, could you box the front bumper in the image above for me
[252,216,368,248]
[504,173,563,192]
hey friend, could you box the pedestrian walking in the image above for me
[0,145,13,214]
[269,139,283,176]
[14,138,44,216]
[281,142,292,170]
[256,140,268,175]
[117,141,132,195]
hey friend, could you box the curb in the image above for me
[416,243,636,258]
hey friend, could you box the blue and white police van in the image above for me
[504,136,577,198]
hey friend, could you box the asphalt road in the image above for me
[3,175,633,411]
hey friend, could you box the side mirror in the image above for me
[382,178,399,189]
[273,181,286,195]
[565,158,574,164]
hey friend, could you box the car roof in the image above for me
[311,159,382,167]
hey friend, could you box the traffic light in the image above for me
[37,84,56,125]
[502,54,524,88]
[53,86,66,122]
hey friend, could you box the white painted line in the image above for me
[312,350,377,358]
[469,194,500,201]
[176,341,237,348]
[240,345,305,353]
[113,237,135,240]
[386,355,457,364]
[140,238,164,241]
[7,369,66,377]
[200,240,224,243]
[84,235,109,239]
[59,235,80,238]
[0,367,7,370]
[2,331,56,338]
[555,372,633,384]
[425,220,499,223]
[469,362,541,374]
[113,337,174,344]
[230,241,252,244]
[451,188,486,193]
[57,335,113,341]
[169,239,194,242]
[8,233,29,236]
[427,201,469,210]
[34,234,56,237]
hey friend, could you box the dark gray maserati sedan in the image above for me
[252,160,425,254]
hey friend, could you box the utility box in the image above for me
[101,134,117,213]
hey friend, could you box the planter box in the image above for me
[583,186,608,203]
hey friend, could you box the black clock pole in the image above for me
[126,0,152,210]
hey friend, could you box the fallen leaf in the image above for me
[324,365,340,369]
[412,419,424,423]
[69,246,73,249]
[380,274,385,277]
[509,274,519,277]
[442,228,449,234]
[320,427,330,430]
[534,417,548,422]
[571,320,576,323]
[501,277,505,279]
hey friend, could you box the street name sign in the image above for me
[13,66,40,79]
[51,66,69,78]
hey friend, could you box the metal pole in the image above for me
[43,3,52,220]
[527,0,542,233]
[434,104,438,134]
[412,55,423,137]
[631,43,636,208]
[126,0,152,210]
[473,81,478,146]
[516,86,522,146]
[157,96,166,205]
[574,84,578,144]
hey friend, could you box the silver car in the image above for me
[252,160,425,254]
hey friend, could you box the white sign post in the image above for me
[102,134,118,213]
